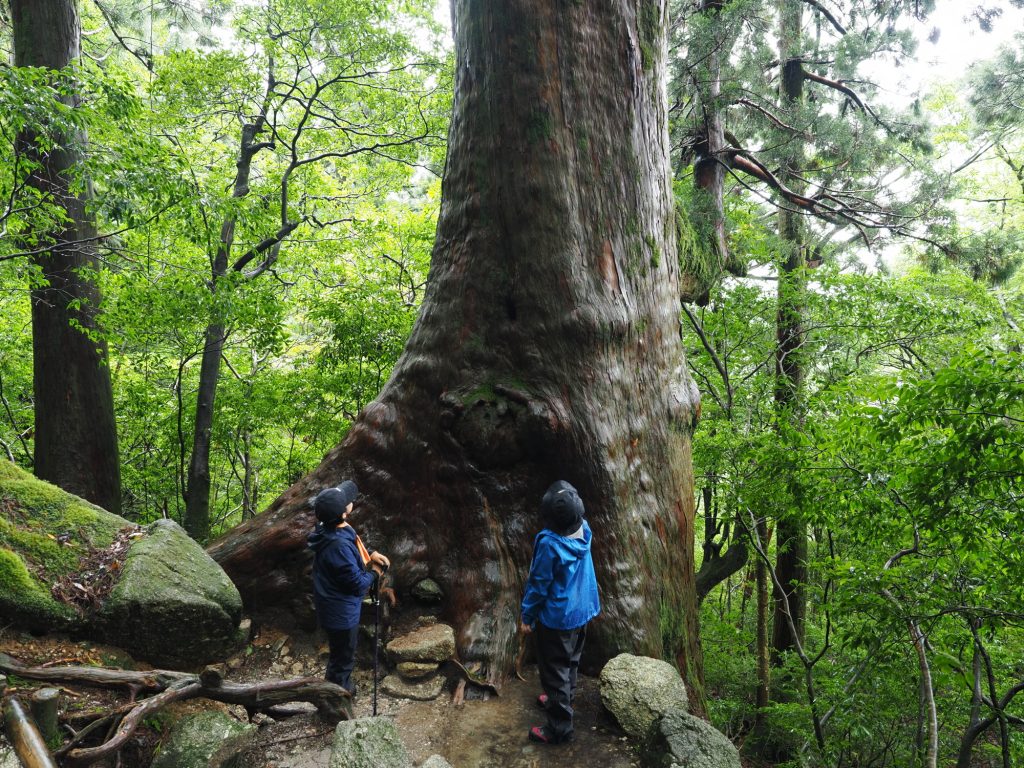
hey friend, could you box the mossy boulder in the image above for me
[330,717,411,768]
[150,710,256,768]
[599,653,689,738]
[97,519,245,667]
[0,461,244,667]
[0,461,124,633]
[642,709,742,768]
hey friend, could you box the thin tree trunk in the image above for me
[183,116,266,540]
[771,0,808,662]
[11,0,121,514]
[212,0,705,700]
[754,518,771,717]
[691,0,730,270]
[909,619,938,768]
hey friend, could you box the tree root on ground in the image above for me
[0,653,350,767]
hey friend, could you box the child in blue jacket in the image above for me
[520,480,601,744]
[307,480,389,695]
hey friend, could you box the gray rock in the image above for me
[150,710,256,768]
[0,745,20,768]
[98,519,245,667]
[599,654,689,738]
[411,579,444,603]
[396,661,439,680]
[330,717,411,768]
[420,756,454,768]
[381,673,445,701]
[643,709,741,768]
[386,623,455,664]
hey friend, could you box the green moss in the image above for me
[0,517,80,575]
[0,461,23,481]
[645,234,662,268]
[638,1,661,71]
[0,547,76,629]
[462,383,498,404]
[526,108,554,145]
[0,461,125,553]
[575,129,589,154]
[675,183,721,301]
[0,460,129,629]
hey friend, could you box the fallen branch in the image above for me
[2,695,58,768]
[1,654,352,766]
[0,652,182,693]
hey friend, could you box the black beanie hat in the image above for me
[314,480,358,526]
[540,480,585,535]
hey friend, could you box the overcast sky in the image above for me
[900,0,1024,91]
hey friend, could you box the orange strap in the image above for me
[355,534,372,567]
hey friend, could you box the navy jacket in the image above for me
[521,520,601,630]
[308,524,375,630]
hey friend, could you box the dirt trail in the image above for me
[0,626,640,768]
[247,660,638,768]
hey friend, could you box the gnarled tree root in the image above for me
[1,653,351,767]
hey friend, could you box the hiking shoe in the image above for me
[528,725,573,745]
[536,693,549,709]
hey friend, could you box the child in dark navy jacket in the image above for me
[520,480,601,745]
[307,480,389,695]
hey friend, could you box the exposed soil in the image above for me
[1,618,641,768]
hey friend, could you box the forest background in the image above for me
[1,0,1023,766]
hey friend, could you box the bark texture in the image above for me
[211,0,703,697]
[12,0,121,514]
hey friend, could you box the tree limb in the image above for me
[797,0,847,35]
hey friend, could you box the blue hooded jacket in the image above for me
[521,520,600,631]
[307,523,375,631]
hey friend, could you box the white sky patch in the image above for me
[866,0,1024,99]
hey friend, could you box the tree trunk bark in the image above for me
[691,0,730,271]
[12,0,121,514]
[770,0,808,662]
[184,319,226,541]
[211,0,704,697]
[754,518,771,716]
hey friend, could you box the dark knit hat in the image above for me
[313,480,358,526]
[540,480,585,535]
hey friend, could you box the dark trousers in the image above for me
[325,626,360,695]
[536,622,587,740]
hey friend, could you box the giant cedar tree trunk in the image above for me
[210,0,703,696]
[770,0,808,661]
[11,0,121,514]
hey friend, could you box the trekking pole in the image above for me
[372,567,386,716]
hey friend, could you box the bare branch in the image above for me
[798,0,847,35]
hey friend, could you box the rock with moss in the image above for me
[0,461,244,667]
[385,624,455,664]
[642,709,741,768]
[97,519,244,667]
[150,710,256,768]
[599,654,689,738]
[380,673,444,701]
[330,717,411,768]
[0,461,124,632]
